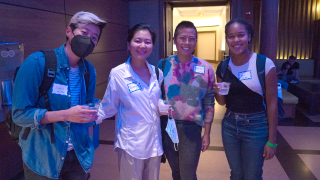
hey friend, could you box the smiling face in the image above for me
[226,22,251,55]
[174,28,197,57]
[127,30,153,61]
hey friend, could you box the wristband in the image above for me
[266,141,277,148]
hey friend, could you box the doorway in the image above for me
[162,1,229,63]
[194,31,216,61]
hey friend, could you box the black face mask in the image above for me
[70,35,95,58]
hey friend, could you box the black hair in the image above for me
[174,21,197,38]
[127,23,156,44]
[289,55,296,60]
[225,18,254,41]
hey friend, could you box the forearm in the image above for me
[267,103,278,144]
[40,110,68,124]
[215,93,226,105]
[203,122,212,136]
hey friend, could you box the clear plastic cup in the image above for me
[159,100,170,113]
[84,99,100,118]
[217,82,231,95]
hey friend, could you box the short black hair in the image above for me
[289,55,296,60]
[174,21,197,39]
[127,23,156,44]
[225,18,254,42]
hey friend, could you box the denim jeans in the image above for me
[222,110,268,180]
[282,74,299,83]
[23,150,90,180]
[161,118,202,180]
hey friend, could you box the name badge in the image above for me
[193,65,205,74]
[52,83,68,96]
[127,82,141,93]
[238,70,252,81]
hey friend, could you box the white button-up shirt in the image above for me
[96,57,164,159]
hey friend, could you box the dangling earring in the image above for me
[248,39,251,43]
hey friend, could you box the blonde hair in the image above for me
[67,11,107,40]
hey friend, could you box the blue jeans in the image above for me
[161,118,202,180]
[282,74,299,83]
[23,150,90,180]
[222,110,268,180]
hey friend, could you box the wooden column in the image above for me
[259,0,279,63]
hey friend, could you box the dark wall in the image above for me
[0,0,130,99]
[129,0,161,66]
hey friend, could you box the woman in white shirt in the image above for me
[96,23,168,180]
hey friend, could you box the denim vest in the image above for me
[12,45,97,179]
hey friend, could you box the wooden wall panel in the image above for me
[86,50,129,85]
[65,0,129,26]
[277,0,320,60]
[0,0,65,13]
[92,23,128,53]
[86,51,129,99]
[95,82,108,100]
[0,3,66,57]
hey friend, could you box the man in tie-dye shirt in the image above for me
[158,21,215,180]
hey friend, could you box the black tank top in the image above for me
[216,63,265,113]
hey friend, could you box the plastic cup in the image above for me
[159,100,170,113]
[84,99,101,119]
[217,82,231,95]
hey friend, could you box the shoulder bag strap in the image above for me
[39,49,57,144]
[220,57,231,81]
[161,58,166,100]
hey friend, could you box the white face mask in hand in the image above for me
[165,110,179,151]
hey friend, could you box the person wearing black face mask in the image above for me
[70,34,95,58]
[12,11,106,180]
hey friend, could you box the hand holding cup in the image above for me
[214,82,231,95]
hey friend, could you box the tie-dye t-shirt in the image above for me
[158,55,215,126]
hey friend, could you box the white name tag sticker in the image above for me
[193,65,205,74]
[238,70,252,81]
[52,83,68,96]
[127,82,141,93]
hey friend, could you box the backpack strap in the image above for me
[256,54,267,98]
[84,59,90,92]
[83,59,91,104]
[155,66,159,81]
[39,50,57,98]
[161,58,166,100]
[38,49,57,143]
[220,57,231,81]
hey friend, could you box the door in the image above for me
[196,31,216,61]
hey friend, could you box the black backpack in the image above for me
[220,54,285,121]
[6,49,91,143]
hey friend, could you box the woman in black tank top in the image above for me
[213,19,278,180]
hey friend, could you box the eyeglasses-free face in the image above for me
[174,28,197,57]
[127,30,154,61]
[226,22,251,55]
